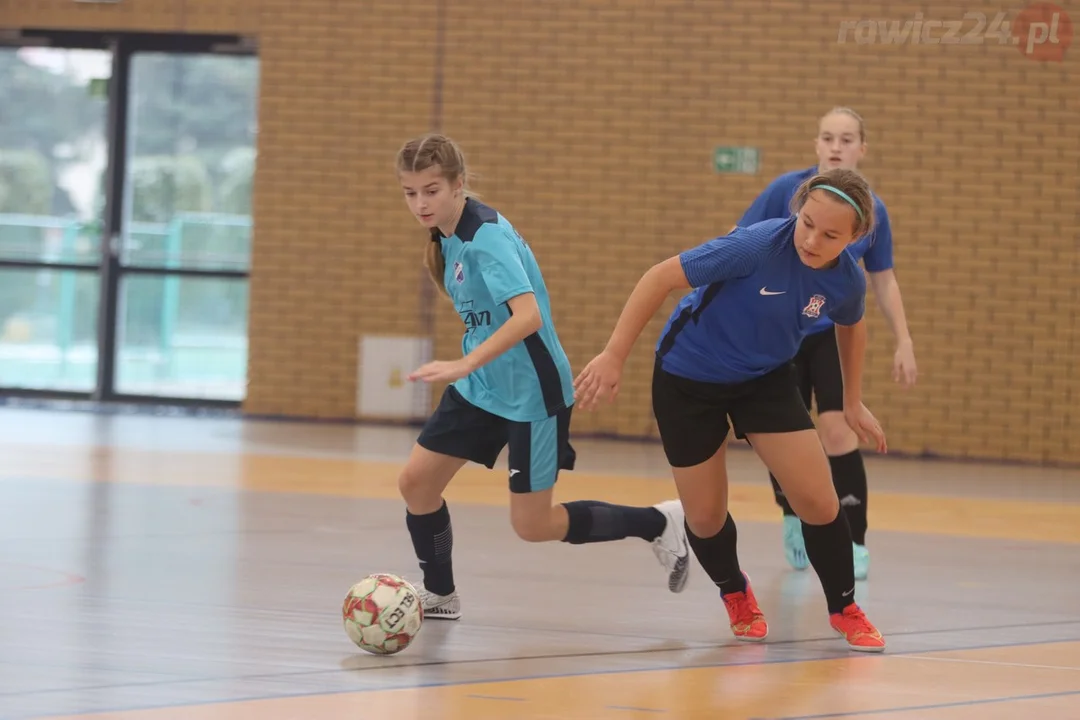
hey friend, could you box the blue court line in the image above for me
[752,688,1080,719]
[9,634,1080,720]
[6,622,1080,700]
[465,694,526,702]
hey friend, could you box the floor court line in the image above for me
[15,639,1080,718]
[763,688,1080,719]
[7,633,1080,701]
[890,655,1080,671]
[30,642,1080,720]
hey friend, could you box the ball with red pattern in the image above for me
[342,573,424,655]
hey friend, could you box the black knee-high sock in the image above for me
[801,509,856,614]
[561,501,667,544]
[405,501,455,596]
[685,513,746,595]
[829,450,868,545]
[769,473,797,516]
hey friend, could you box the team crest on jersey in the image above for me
[453,261,464,284]
[802,294,827,318]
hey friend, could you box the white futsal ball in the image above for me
[341,573,424,655]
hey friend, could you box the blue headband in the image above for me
[815,185,864,221]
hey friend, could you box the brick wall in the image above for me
[3,0,1077,464]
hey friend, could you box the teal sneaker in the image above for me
[853,542,870,580]
[782,515,809,570]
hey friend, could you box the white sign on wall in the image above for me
[357,335,433,420]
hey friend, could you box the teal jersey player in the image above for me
[439,198,574,423]
[393,133,690,624]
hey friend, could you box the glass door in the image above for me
[113,51,258,401]
[0,45,112,393]
[0,31,257,405]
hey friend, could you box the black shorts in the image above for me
[651,358,815,468]
[792,326,845,414]
[416,385,576,493]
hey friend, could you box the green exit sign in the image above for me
[713,146,759,174]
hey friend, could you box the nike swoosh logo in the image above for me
[759,287,785,296]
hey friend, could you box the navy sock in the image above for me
[561,501,666,544]
[405,500,455,596]
[685,513,746,595]
[802,508,856,614]
[829,450,868,545]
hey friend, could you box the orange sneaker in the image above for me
[830,604,885,652]
[721,574,768,642]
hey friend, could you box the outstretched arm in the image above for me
[862,206,916,386]
[600,257,689,364]
[410,292,542,384]
[572,258,688,410]
[834,319,887,453]
[868,269,916,386]
[463,292,541,370]
[574,228,767,410]
[835,319,868,409]
[410,225,540,384]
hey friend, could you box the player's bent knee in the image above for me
[509,487,560,543]
[511,518,552,543]
[509,506,560,543]
[397,465,439,510]
[787,491,840,525]
[683,507,726,539]
[816,411,859,455]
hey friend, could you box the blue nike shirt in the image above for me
[738,166,893,334]
[437,198,575,422]
[655,216,867,384]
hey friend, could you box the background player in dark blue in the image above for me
[394,133,690,621]
[737,107,917,579]
[574,168,889,652]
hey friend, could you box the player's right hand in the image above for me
[844,402,887,454]
[573,351,623,411]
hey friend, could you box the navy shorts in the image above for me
[416,385,576,493]
[651,358,815,468]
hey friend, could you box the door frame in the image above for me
[0,29,258,407]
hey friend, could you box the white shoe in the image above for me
[418,586,461,620]
[651,499,690,593]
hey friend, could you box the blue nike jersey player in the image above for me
[656,216,866,384]
[737,166,891,334]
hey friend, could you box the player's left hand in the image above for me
[844,402,887,454]
[893,340,917,387]
[408,359,472,384]
[573,350,624,411]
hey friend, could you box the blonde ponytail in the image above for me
[424,236,448,297]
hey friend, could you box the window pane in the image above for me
[0,267,100,391]
[122,53,259,272]
[115,275,248,400]
[0,47,110,264]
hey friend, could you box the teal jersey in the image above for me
[436,198,575,423]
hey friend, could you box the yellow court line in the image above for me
[37,642,1080,720]
[2,443,1079,544]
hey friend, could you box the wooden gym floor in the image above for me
[1,404,1079,719]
